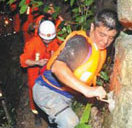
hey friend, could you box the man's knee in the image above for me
[65,115,79,128]
[55,108,79,128]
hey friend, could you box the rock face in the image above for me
[118,0,132,29]
[110,33,132,94]
[103,1,132,126]
[104,33,132,128]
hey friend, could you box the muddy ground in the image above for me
[0,33,49,128]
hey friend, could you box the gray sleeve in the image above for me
[56,37,89,71]
[57,40,78,64]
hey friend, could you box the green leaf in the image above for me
[73,13,80,18]
[87,10,94,17]
[62,27,67,32]
[75,104,92,128]
[70,0,76,6]
[19,0,26,7]
[30,1,43,8]
[67,25,72,33]
[58,21,65,28]
[57,30,65,35]
[36,1,43,7]
[72,8,79,13]
[76,15,86,23]
[84,0,94,6]
[57,36,65,41]
[96,79,103,86]
[52,12,58,19]
[100,71,109,81]
[75,123,91,128]
[43,5,50,13]
[8,0,15,5]
[54,6,60,13]
[80,103,91,124]
[19,4,28,14]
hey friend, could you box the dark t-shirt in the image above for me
[57,35,92,71]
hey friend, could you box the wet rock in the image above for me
[104,33,132,128]
[89,106,104,128]
[118,0,132,29]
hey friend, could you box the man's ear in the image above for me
[90,23,95,33]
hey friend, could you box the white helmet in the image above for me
[39,20,56,40]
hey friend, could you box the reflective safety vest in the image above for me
[46,30,106,86]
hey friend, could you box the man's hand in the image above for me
[81,86,107,99]
[36,59,48,66]
[25,59,48,67]
[94,86,107,100]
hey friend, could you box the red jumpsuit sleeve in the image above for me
[34,15,44,36]
[55,18,62,29]
[20,40,35,68]
[57,38,63,45]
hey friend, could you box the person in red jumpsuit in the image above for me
[20,20,62,125]
[23,2,63,43]
[33,13,63,37]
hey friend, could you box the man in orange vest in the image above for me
[33,9,121,128]
[20,20,62,126]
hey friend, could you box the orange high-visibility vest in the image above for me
[46,30,106,86]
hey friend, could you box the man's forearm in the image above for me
[51,60,97,97]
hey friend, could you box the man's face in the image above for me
[42,39,52,44]
[90,23,117,50]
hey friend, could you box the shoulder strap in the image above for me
[46,30,87,70]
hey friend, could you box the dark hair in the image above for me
[67,35,87,44]
[94,9,121,31]
[40,13,55,24]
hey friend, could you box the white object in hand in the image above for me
[98,91,115,112]
[107,91,115,112]
[35,52,40,61]
[26,6,30,15]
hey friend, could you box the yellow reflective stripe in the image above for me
[41,75,65,91]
